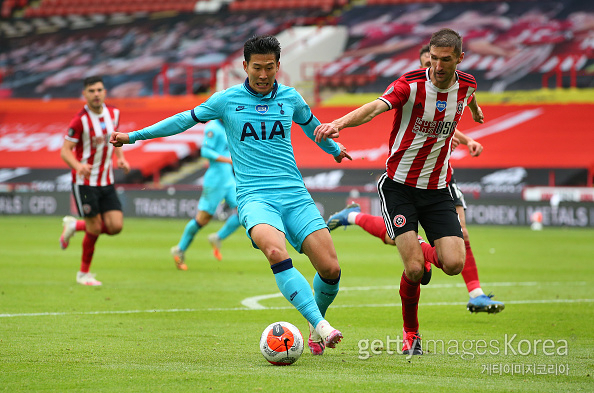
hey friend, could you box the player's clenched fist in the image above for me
[110,132,130,147]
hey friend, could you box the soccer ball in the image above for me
[260,321,304,366]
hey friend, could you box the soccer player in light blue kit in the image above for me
[170,119,240,270]
[111,35,351,355]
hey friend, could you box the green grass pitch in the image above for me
[1,216,592,392]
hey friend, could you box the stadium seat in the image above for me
[228,1,244,11]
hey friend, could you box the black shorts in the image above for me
[377,173,462,246]
[448,176,466,209]
[72,184,122,218]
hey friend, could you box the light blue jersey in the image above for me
[129,80,340,199]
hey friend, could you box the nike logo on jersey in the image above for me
[236,106,246,111]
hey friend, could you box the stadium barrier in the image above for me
[2,186,593,228]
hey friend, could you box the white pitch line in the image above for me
[241,281,587,309]
[1,298,593,318]
[1,281,590,318]
[239,298,594,311]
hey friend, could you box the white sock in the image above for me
[315,320,335,340]
[309,322,321,341]
[469,288,485,298]
[347,212,360,225]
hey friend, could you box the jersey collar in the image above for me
[243,78,279,100]
[426,68,460,93]
[84,103,106,117]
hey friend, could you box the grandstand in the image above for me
[2,0,592,99]
[1,0,593,225]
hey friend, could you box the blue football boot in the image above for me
[467,293,505,314]
[326,203,360,231]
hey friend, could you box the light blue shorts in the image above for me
[238,187,327,253]
[198,183,238,215]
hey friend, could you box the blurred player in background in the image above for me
[110,35,351,355]
[315,29,484,355]
[59,76,130,286]
[327,44,505,315]
[419,43,431,68]
[170,119,241,270]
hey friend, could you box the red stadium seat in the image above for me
[355,75,368,86]
[228,2,245,11]
[244,0,266,10]
[285,0,300,8]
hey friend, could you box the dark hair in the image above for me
[83,76,103,88]
[419,44,430,60]
[429,28,462,57]
[244,35,281,64]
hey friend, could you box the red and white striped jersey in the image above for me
[378,68,477,189]
[65,104,120,186]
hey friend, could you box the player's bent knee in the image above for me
[317,263,341,280]
[263,247,287,263]
[108,225,123,235]
[404,263,424,282]
[442,259,464,276]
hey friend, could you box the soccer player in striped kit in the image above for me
[110,35,351,355]
[59,76,130,286]
[326,44,505,315]
[315,29,485,355]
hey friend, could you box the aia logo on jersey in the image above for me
[456,101,464,114]
[240,121,285,141]
[436,101,447,112]
[256,105,269,114]
[393,214,406,228]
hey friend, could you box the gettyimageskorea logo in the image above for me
[357,334,568,360]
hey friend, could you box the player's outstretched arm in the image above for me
[111,111,199,148]
[314,100,388,143]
